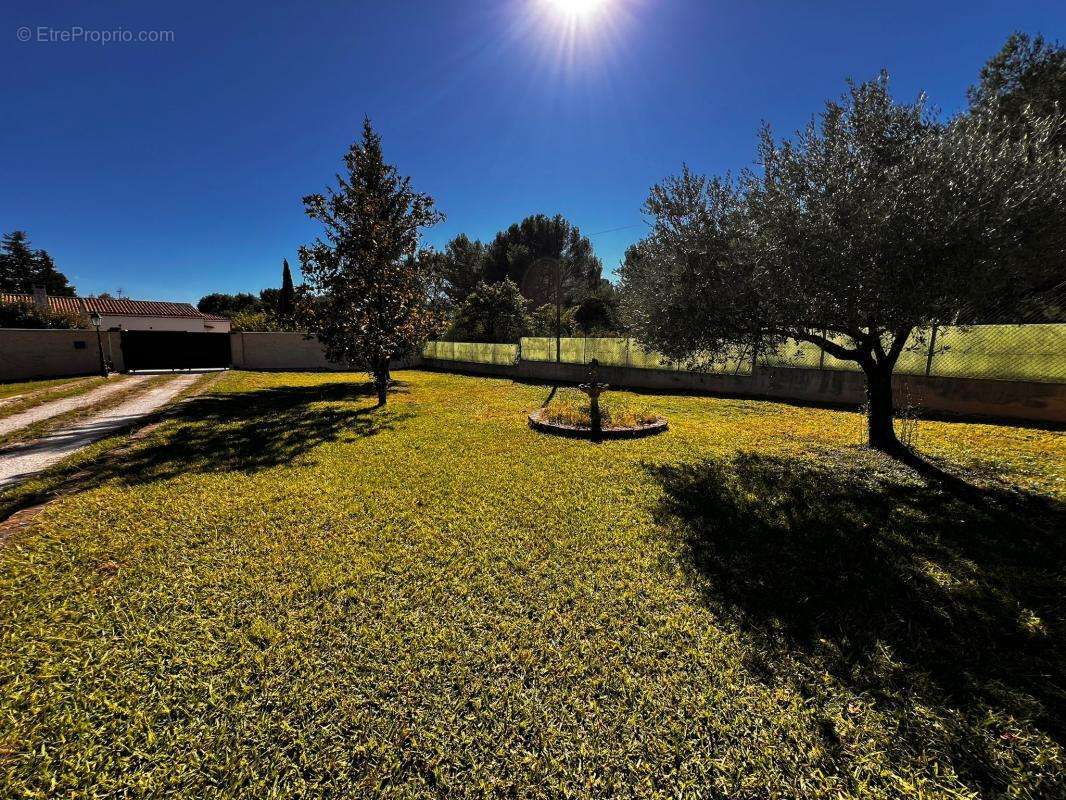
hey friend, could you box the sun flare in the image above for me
[545,0,609,22]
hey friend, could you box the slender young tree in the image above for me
[621,74,1066,454]
[300,119,444,405]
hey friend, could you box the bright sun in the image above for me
[546,0,608,21]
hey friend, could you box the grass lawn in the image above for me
[1,369,1063,798]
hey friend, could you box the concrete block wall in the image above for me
[523,360,1066,423]
[231,331,346,371]
[420,358,515,379]
[423,356,1066,424]
[0,328,124,381]
[231,332,421,372]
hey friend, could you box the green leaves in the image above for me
[300,119,445,386]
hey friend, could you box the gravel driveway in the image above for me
[0,373,202,489]
[0,375,152,438]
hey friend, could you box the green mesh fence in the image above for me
[422,340,518,366]
[924,324,1065,382]
[519,338,753,375]
[426,325,1065,383]
[762,324,1066,383]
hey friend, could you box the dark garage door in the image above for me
[121,331,232,371]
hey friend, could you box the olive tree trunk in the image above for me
[863,361,901,453]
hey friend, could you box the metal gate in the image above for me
[121,331,232,371]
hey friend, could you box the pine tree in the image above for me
[34,250,76,296]
[0,231,76,295]
[300,119,444,405]
[0,231,37,292]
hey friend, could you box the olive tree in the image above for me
[621,74,1065,453]
[300,119,444,405]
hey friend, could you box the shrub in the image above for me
[0,300,87,329]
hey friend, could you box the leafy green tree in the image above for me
[572,282,622,335]
[228,310,285,332]
[0,300,86,329]
[483,214,602,305]
[621,74,1065,454]
[197,292,262,316]
[969,32,1066,135]
[447,279,533,343]
[300,119,444,405]
[258,287,280,312]
[0,231,76,295]
[529,303,571,338]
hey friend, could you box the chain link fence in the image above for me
[424,324,1066,384]
[422,340,518,366]
[760,323,1065,382]
[518,337,753,374]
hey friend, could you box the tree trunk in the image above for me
[864,362,900,453]
[372,357,390,406]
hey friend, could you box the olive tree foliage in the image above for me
[968,32,1066,135]
[299,119,444,405]
[620,74,1066,453]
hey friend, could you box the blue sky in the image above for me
[2,1,1063,303]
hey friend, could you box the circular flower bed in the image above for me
[528,390,668,440]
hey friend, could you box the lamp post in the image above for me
[90,311,108,377]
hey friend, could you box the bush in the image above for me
[228,310,303,332]
[447,279,533,343]
[0,301,87,329]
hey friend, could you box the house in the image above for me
[0,287,231,333]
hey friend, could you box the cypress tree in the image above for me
[278,259,296,321]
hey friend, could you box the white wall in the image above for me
[98,315,231,333]
[100,315,209,332]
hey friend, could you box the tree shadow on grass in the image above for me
[100,380,412,485]
[651,451,1066,794]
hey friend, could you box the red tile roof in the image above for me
[0,293,211,319]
